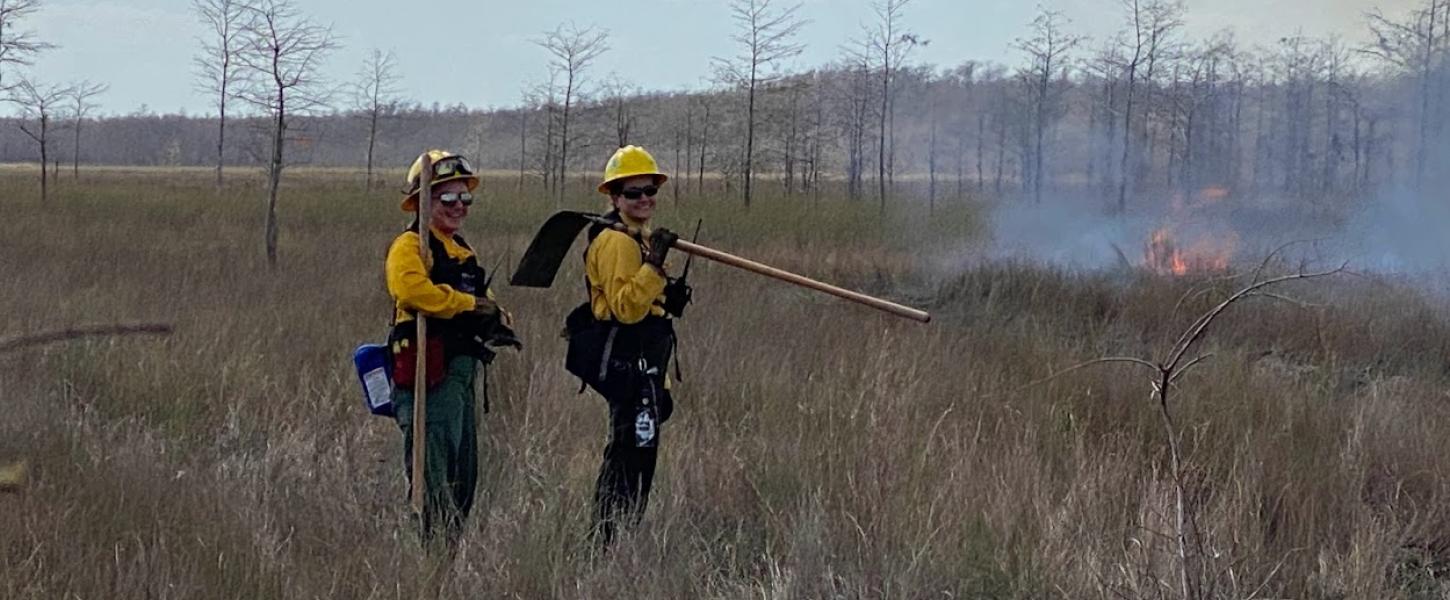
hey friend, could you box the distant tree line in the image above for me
[5,0,1450,215]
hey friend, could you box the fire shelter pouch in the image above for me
[391,334,446,391]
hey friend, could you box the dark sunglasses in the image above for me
[620,185,659,200]
[434,191,474,207]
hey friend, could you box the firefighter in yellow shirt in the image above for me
[569,145,691,547]
[385,149,517,545]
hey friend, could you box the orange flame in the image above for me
[1144,227,1234,276]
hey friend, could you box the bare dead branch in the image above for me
[0,0,55,89]
[0,323,174,354]
[1164,263,1347,372]
[1168,353,1215,384]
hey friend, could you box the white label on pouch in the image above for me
[363,367,392,408]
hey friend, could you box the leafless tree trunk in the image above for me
[0,0,50,84]
[993,83,1008,195]
[523,73,560,192]
[975,111,986,194]
[603,79,635,147]
[697,97,712,195]
[682,100,694,200]
[193,0,248,193]
[353,48,399,192]
[807,84,826,197]
[927,105,938,210]
[1365,1,1449,191]
[8,77,69,202]
[537,22,607,203]
[1116,0,1184,213]
[65,80,105,180]
[0,0,53,167]
[1016,8,1082,204]
[838,42,875,201]
[235,0,337,268]
[714,0,805,207]
[865,0,920,212]
[516,108,527,192]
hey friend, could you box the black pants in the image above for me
[592,377,673,547]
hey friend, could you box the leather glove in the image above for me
[644,227,678,271]
[485,322,523,350]
[472,296,499,315]
[663,278,692,317]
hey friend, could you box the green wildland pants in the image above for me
[393,355,479,544]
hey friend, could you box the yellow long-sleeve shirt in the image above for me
[586,227,667,324]
[386,226,490,324]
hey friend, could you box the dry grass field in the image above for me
[4,169,1450,598]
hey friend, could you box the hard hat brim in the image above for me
[400,175,481,212]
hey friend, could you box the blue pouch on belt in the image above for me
[353,343,395,417]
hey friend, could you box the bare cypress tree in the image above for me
[522,70,562,193]
[536,22,607,202]
[234,0,337,268]
[839,38,876,201]
[682,98,694,199]
[352,48,400,192]
[516,93,531,192]
[1015,8,1082,204]
[864,0,922,212]
[602,77,636,147]
[65,80,106,179]
[0,0,53,168]
[193,0,249,193]
[927,84,939,210]
[1114,0,1184,213]
[713,0,806,208]
[8,77,71,202]
[696,95,713,195]
[0,0,52,88]
[1365,0,1449,191]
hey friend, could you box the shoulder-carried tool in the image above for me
[510,211,931,323]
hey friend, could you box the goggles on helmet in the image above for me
[430,155,474,180]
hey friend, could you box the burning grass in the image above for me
[3,171,1450,597]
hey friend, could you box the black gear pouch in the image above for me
[564,303,675,392]
[565,302,612,389]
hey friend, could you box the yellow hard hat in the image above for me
[598,145,668,195]
[401,149,480,212]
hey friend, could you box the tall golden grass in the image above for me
[2,169,1449,598]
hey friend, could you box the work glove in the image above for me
[472,296,499,315]
[463,297,522,351]
[485,323,523,351]
[663,278,692,317]
[644,228,678,271]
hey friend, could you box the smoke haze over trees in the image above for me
[4,0,1448,208]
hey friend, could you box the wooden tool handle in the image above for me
[411,153,432,517]
[591,215,931,323]
[673,239,932,323]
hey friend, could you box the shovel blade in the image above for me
[509,211,599,288]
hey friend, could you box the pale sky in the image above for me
[25,0,1419,116]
